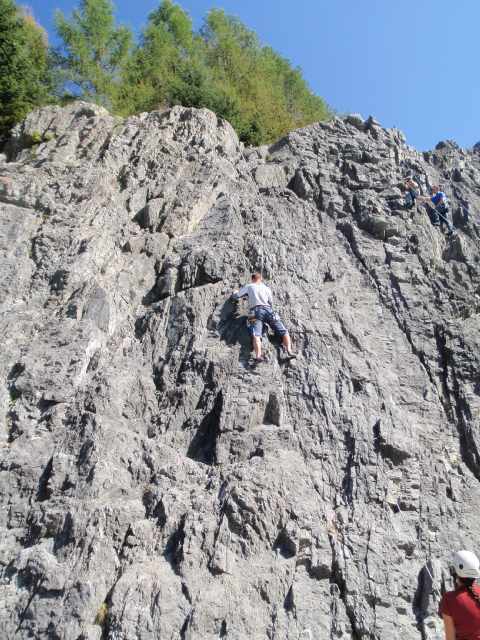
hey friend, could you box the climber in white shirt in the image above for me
[232,273,296,363]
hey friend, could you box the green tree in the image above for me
[56,0,331,145]
[0,0,51,141]
[116,0,196,115]
[200,9,331,144]
[54,0,132,107]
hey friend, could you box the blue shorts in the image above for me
[247,306,288,338]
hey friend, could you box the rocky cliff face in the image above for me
[1,102,480,640]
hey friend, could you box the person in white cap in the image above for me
[439,550,480,639]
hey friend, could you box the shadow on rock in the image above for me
[217,299,252,361]
[412,560,444,640]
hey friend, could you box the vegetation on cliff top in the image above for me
[1,0,331,145]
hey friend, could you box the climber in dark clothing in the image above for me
[404,178,419,209]
[232,273,296,363]
[420,186,455,235]
[439,550,480,640]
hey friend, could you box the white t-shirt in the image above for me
[234,282,273,309]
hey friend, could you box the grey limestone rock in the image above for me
[1,102,480,639]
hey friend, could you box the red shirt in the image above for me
[439,586,480,640]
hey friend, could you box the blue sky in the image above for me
[27,0,479,151]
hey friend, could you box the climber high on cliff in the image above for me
[232,273,296,363]
[404,177,420,209]
[419,185,455,236]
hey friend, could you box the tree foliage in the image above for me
[54,0,132,106]
[0,0,51,140]
[116,0,195,114]
[0,0,331,146]
[116,1,331,144]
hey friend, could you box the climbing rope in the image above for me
[260,208,265,278]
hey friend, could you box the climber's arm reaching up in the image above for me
[232,285,249,300]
